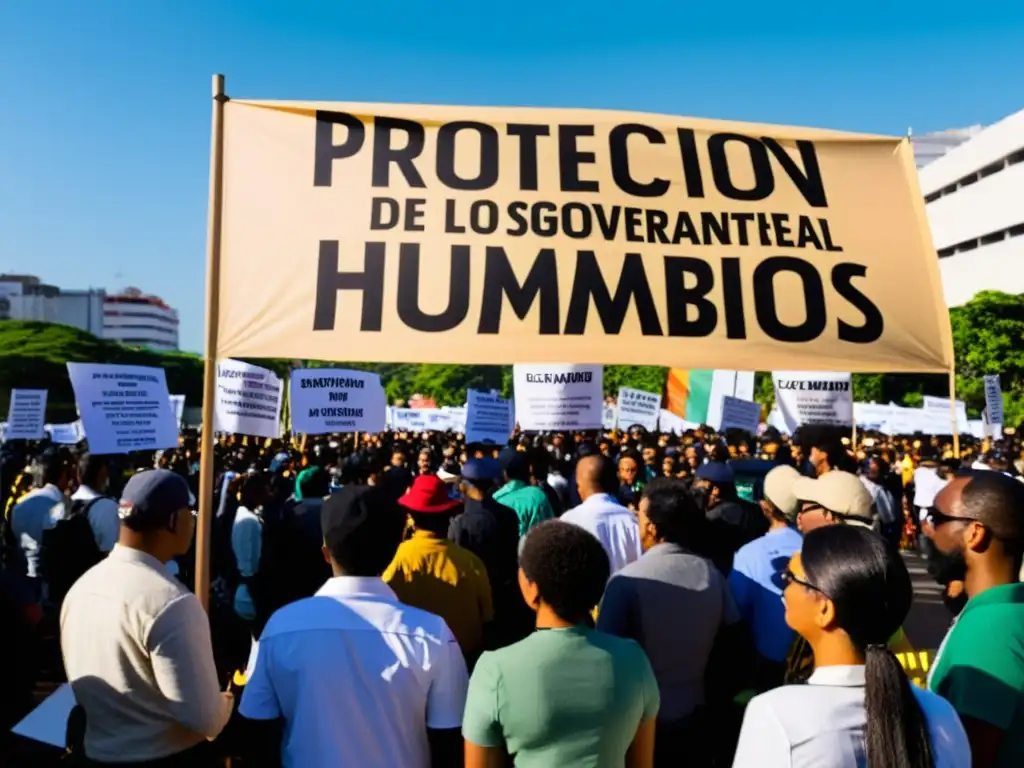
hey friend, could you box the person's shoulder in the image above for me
[910,684,963,724]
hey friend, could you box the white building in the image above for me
[917,107,1024,307]
[0,275,106,335]
[103,287,180,351]
[911,126,983,168]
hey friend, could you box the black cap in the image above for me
[118,469,195,531]
[321,485,401,553]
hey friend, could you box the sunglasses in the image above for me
[927,508,977,527]
[782,569,829,598]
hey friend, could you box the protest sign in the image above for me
[67,363,178,454]
[465,390,513,445]
[854,402,895,433]
[46,422,83,445]
[921,395,968,432]
[720,396,761,434]
[441,405,468,433]
[616,387,660,431]
[772,371,853,433]
[5,389,47,440]
[983,375,1003,433]
[290,369,386,435]
[169,394,186,427]
[603,404,617,430]
[216,100,952,374]
[391,407,434,432]
[513,364,602,431]
[214,359,284,439]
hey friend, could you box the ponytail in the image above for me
[863,644,933,768]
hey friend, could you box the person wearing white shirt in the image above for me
[70,452,120,553]
[561,455,642,575]
[9,448,74,602]
[231,473,266,621]
[732,525,969,768]
[239,484,468,768]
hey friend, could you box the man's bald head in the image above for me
[576,455,618,498]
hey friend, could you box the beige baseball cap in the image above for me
[792,470,875,528]
[763,465,802,521]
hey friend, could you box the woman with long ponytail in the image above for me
[732,525,970,767]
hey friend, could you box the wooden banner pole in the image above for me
[948,366,960,459]
[196,74,228,613]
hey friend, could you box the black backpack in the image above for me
[41,497,106,605]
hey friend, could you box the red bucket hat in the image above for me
[399,475,461,514]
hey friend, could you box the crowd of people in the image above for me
[2,421,1024,767]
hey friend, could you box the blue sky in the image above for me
[1,1,1021,352]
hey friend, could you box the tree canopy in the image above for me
[2,290,1023,426]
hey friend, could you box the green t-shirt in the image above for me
[929,582,1024,767]
[462,625,660,767]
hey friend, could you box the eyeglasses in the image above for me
[782,569,829,598]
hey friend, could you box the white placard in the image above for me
[706,370,755,430]
[465,390,513,445]
[67,363,179,454]
[616,387,661,431]
[442,405,468,433]
[513,364,603,431]
[772,371,853,433]
[921,395,969,432]
[214,359,284,439]
[46,422,83,445]
[967,420,988,440]
[659,409,698,436]
[5,389,47,440]
[602,404,617,430]
[983,375,1004,432]
[391,407,444,432]
[290,369,386,435]
[853,402,895,432]
[169,394,186,427]
[720,396,761,434]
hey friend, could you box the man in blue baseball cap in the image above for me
[60,469,231,766]
[692,461,768,574]
[450,458,531,646]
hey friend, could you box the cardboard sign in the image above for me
[5,388,47,440]
[513,364,603,431]
[290,368,386,435]
[772,371,853,433]
[214,359,284,439]
[67,363,179,454]
[616,387,660,431]
[465,390,513,445]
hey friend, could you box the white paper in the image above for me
[983,375,1004,432]
[67,363,179,454]
[513,364,603,431]
[5,388,47,440]
[921,395,969,432]
[11,682,76,748]
[289,369,386,435]
[169,394,186,427]
[853,402,895,432]
[719,396,761,434]
[465,390,513,445]
[616,387,660,431]
[772,371,853,433]
[391,407,446,432]
[45,422,83,445]
[214,359,283,439]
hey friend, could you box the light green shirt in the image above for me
[463,626,659,767]
[492,480,554,536]
[929,582,1024,768]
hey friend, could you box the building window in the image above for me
[938,220,1024,258]
[926,145,1024,201]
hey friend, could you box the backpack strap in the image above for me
[71,495,112,519]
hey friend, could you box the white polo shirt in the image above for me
[732,665,970,767]
[561,493,642,574]
[239,576,469,768]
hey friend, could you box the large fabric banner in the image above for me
[217,100,953,372]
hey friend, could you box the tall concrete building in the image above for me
[0,275,106,335]
[103,287,180,351]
